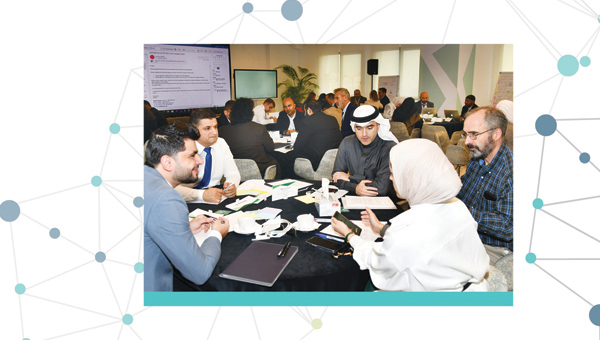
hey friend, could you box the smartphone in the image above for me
[332,211,362,236]
[306,236,345,253]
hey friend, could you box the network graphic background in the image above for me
[1,0,599,339]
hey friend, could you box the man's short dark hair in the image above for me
[230,98,255,125]
[263,98,275,106]
[466,94,476,101]
[320,99,331,110]
[465,106,508,137]
[144,122,200,168]
[189,108,216,128]
[224,100,235,112]
[379,87,387,93]
[304,99,322,114]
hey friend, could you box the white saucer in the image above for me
[291,221,320,232]
[233,222,260,235]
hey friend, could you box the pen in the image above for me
[315,233,344,243]
[278,242,292,257]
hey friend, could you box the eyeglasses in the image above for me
[461,129,494,140]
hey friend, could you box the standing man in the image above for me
[217,100,235,128]
[378,88,390,109]
[176,109,240,203]
[252,98,277,125]
[271,98,304,135]
[414,91,434,113]
[457,107,513,264]
[461,94,478,118]
[144,122,229,291]
[332,105,398,196]
[335,87,357,138]
[351,89,367,107]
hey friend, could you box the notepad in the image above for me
[341,196,397,210]
[219,241,298,287]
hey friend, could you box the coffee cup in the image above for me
[238,216,256,233]
[297,214,314,230]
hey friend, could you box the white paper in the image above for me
[341,196,397,210]
[272,186,298,201]
[226,196,260,211]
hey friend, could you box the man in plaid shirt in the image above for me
[457,107,513,264]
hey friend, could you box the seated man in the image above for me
[272,99,343,178]
[378,87,390,110]
[332,105,398,196]
[414,91,434,113]
[176,109,241,203]
[461,94,478,118]
[217,100,235,128]
[351,89,367,106]
[144,122,229,292]
[457,107,513,264]
[252,98,277,125]
[269,98,304,135]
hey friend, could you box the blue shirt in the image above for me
[457,143,513,251]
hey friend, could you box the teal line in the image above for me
[145,292,513,306]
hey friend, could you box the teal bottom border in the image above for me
[145,292,513,306]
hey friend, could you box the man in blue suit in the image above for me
[144,122,229,291]
[334,87,357,138]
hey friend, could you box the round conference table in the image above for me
[174,181,404,292]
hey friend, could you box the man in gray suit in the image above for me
[414,91,434,113]
[144,122,229,291]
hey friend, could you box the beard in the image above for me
[466,135,494,160]
[174,165,198,184]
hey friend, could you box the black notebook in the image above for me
[219,241,298,287]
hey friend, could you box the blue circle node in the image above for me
[526,253,536,264]
[133,197,144,208]
[49,228,61,239]
[15,283,26,295]
[557,55,579,76]
[109,123,120,134]
[242,2,253,13]
[580,152,591,163]
[535,114,557,136]
[281,0,303,21]
[580,56,591,67]
[0,200,21,222]
[91,176,102,187]
[532,198,543,209]
[134,262,144,273]
[590,305,600,326]
[95,251,106,263]
[123,314,134,325]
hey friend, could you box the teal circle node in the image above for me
[311,318,323,329]
[598,15,600,23]
[49,228,61,239]
[109,123,120,134]
[95,251,106,263]
[557,55,579,76]
[122,314,134,325]
[23,338,31,340]
[133,197,144,208]
[242,2,253,13]
[15,283,26,295]
[91,176,102,187]
[535,114,557,136]
[590,305,600,326]
[134,262,144,273]
[0,200,21,222]
[580,152,590,163]
[526,253,536,264]
[281,0,303,21]
[532,198,543,209]
[580,56,591,67]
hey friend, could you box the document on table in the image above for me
[341,196,397,210]
[188,195,226,204]
[275,145,293,153]
[269,179,312,190]
[320,220,380,242]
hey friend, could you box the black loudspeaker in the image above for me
[367,59,379,75]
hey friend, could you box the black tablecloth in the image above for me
[174,181,403,292]
[432,120,464,138]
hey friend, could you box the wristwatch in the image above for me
[380,223,391,237]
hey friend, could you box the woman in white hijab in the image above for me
[331,139,490,291]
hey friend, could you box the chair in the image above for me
[389,122,410,142]
[494,253,513,292]
[234,159,276,182]
[410,127,421,139]
[486,264,508,292]
[422,124,448,143]
[449,131,462,145]
[445,143,471,175]
[433,130,450,154]
[294,149,338,181]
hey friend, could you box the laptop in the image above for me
[421,107,438,116]
[443,110,460,119]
